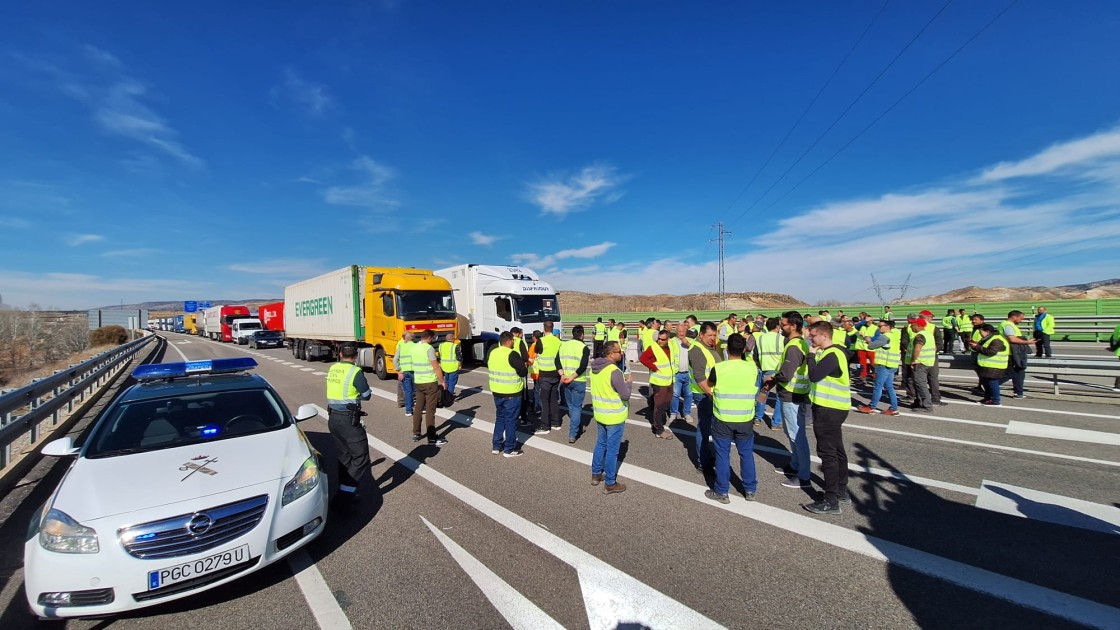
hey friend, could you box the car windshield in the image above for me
[254,331,282,339]
[516,295,560,323]
[396,290,456,321]
[237,322,262,331]
[84,387,289,457]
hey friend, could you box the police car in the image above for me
[24,358,328,618]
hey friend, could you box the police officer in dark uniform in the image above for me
[326,343,372,513]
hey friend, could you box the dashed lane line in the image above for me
[287,550,353,630]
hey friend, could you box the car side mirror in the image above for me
[294,404,320,422]
[42,437,80,457]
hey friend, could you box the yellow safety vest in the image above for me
[488,346,523,394]
[809,346,850,410]
[712,358,760,423]
[411,342,437,383]
[590,364,628,425]
[778,337,810,395]
[831,327,846,347]
[718,321,733,349]
[905,329,936,366]
[607,327,620,344]
[640,327,655,350]
[649,343,673,387]
[1038,314,1055,335]
[668,336,682,372]
[689,342,719,394]
[757,331,783,372]
[438,341,460,372]
[326,362,360,406]
[396,341,413,372]
[538,334,561,372]
[977,334,1010,370]
[559,339,588,383]
[594,322,607,341]
[874,329,902,369]
[1001,320,1024,339]
[958,317,973,335]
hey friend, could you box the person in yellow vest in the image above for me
[857,320,901,415]
[533,321,564,434]
[941,309,960,354]
[670,322,695,423]
[590,341,632,494]
[638,328,676,440]
[410,330,447,445]
[830,318,846,347]
[438,332,461,400]
[965,313,986,394]
[764,311,812,489]
[394,332,414,416]
[635,320,648,355]
[488,332,528,456]
[325,343,373,512]
[688,321,722,470]
[853,312,877,380]
[905,317,937,413]
[717,313,737,359]
[1033,305,1055,359]
[753,317,784,429]
[703,333,760,504]
[593,317,607,358]
[957,308,973,352]
[968,324,1009,406]
[615,323,629,371]
[686,315,700,336]
[803,320,853,515]
[560,325,591,443]
[1000,310,1032,398]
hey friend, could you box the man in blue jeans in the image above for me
[705,333,760,504]
[559,325,591,443]
[669,323,694,423]
[688,322,722,471]
[394,332,414,417]
[590,342,631,493]
[488,332,528,457]
[858,319,901,416]
[764,311,812,489]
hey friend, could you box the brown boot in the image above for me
[591,473,604,486]
[603,482,627,494]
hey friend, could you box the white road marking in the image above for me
[845,423,1120,468]
[975,481,1120,536]
[167,341,189,361]
[287,549,353,630]
[313,371,327,376]
[302,367,316,372]
[291,364,304,369]
[1005,421,1120,446]
[176,340,192,345]
[421,516,565,630]
[332,397,1120,629]
[282,361,294,365]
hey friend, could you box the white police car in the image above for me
[24,358,328,618]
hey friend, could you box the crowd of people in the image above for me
[330,305,1056,515]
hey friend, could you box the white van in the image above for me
[231,318,264,345]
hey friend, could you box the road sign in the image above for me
[198,301,212,309]
[184,301,197,313]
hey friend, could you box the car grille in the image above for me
[118,495,268,560]
[132,556,259,602]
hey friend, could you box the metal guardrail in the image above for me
[936,354,1120,395]
[0,335,154,469]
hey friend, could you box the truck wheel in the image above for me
[374,348,389,380]
[298,339,307,361]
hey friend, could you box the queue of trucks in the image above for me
[162,263,561,377]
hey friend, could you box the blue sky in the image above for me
[2,1,1120,309]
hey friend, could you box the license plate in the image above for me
[147,544,250,590]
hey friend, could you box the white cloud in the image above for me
[228,258,329,277]
[0,270,210,310]
[102,248,157,258]
[271,67,333,117]
[66,233,104,246]
[980,125,1120,182]
[511,241,617,270]
[0,216,31,228]
[524,163,629,217]
[321,156,400,209]
[470,231,504,246]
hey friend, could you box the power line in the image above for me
[721,0,892,216]
[710,222,731,309]
[728,0,955,229]
[750,0,1022,221]
[871,273,914,305]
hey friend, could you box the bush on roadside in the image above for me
[90,325,129,346]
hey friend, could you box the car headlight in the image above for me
[39,509,100,554]
[282,456,320,506]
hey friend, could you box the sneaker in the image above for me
[591,473,604,486]
[533,428,551,435]
[882,409,900,416]
[981,400,1001,406]
[410,434,422,442]
[912,407,932,414]
[936,401,949,407]
[568,437,576,444]
[781,476,810,489]
[704,489,730,504]
[603,482,627,494]
[405,411,413,417]
[803,500,841,515]
[491,448,500,454]
[856,405,875,414]
[429,437,448,446]
[837,491,852,505]
[769,423,782,430]
[503,450,524,458]
[774,465,797,477]
[682,414,694,424]
[551,425,562,431]
[1013,393,1027,399]
[744,491,756,501]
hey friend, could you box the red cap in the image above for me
[919,310,934,318]
[908,318,927,327]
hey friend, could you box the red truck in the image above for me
[259,301,285,332]
[201,305,251,342]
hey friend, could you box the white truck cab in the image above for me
[230,318,264,345]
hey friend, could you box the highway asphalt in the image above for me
[0,333,1116,629]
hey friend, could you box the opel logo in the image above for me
[187,513,213,536]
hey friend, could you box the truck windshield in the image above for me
[515,295,560,323]
[236,322,262,331]
[397,291,456,321]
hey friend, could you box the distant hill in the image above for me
[559,291,805,314]
[94,300,280,316]
[908,279,1120,304]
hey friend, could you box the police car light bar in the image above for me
[133,358,258,381]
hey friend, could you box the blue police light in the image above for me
[201,426,220,437]
[133,358,258,381]
[135,532,157,541]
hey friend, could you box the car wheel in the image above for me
[375,348,388,380]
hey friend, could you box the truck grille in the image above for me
[118,495,268,560]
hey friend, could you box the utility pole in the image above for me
[871,273,914,306]
[710,222,731,309]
